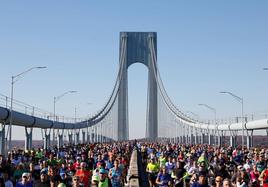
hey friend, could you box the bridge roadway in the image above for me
[127,146,149,187]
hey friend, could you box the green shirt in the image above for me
[13,169,25,180]
[99,178,109,187]
[159,157,166,168]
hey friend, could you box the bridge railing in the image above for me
[196,113,268,125]
[0,93,51,118]
[0,93,89,123]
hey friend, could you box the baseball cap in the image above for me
[99,169,107,174]
[57,183,66,187]
[67,171,74,176]
[80,162,86,167]
[22,173,28,178]
[60,172,66,178]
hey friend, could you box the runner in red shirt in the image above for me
[259,163,268,187]
[75,162,91,187]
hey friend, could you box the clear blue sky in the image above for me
[0,1,268,140]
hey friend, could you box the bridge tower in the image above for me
[118,32,158,140]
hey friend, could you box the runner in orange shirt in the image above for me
[75,162,91,187]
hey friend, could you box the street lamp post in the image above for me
[8,66,47,150]
[85,102,93,142]
[220,91,244,147]
[198,104,217,145]
[53,90,77,146]
[74,106,78,145]
[185,111,199,144]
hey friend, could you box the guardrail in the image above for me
[0,94,87,123]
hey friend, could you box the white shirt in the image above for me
[244,163,252,171]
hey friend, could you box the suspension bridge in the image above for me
[0,32,267,155]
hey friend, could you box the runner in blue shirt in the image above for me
[156,167,171,187]
[109,159,122,187]
[16,173,33,187]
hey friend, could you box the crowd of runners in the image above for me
[141,143,268,187]
[0,141,267,187]
[0,142,133,187]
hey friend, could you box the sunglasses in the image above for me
[73,178,80,181]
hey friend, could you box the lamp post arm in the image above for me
[12,67,36,83]
[55,91,77,103]
[220,91,242,103]
[12,66,46,84]
[55,92,70,103]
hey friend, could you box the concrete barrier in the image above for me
[127,146,149,187]
[127,148,139,186]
